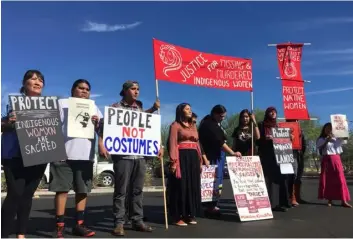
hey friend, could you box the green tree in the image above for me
[341,130,353,174]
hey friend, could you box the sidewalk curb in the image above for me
[1,186,164,198]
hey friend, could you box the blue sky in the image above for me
[1,1,353,128]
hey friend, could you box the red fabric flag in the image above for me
[277,121,302,150]
[281,80,310,120]
[276,43,309,120]
[276,43,304,81]
[153,38,253,91]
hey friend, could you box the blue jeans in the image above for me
[203,151,226,209]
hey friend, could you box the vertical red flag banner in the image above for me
[277,121,302,150]
[276,43,310,120]
[153,38,253,91]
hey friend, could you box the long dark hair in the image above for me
[166,103,191,153]
[318,122,332,140]
[238,109,251,128]
[317,122,332,156]
[71,79,91,97]
[20,70,45,94]
[175,103,191,126]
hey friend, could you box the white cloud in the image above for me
[306,86,353,96]
[81,21,142,32]
[307,70,353,76]
[294,17,353,30]
[307,48,353,55]
[90,94,102,98]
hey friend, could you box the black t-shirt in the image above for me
[198,115,226,162]
[231,126,252,156]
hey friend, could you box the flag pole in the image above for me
[275,77,311,83]
[251,91,254,156]
[153,38,169,230]
[268,43,312,46]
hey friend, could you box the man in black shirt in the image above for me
[198,105,241,216]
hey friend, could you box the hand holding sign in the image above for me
[157,147,164,160]
[91,115,99,127]
[233,151,242,157]
[153,98,161,110]
[8,111,16,123]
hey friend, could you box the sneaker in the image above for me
[174,220,187,227]
[112,224,125,237]
[72,224,95,237]
[132,222,153,232]
[185,217,197,225]
[54,223,65,238]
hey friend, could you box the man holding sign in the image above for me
[98,81,163,236]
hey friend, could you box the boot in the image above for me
[291,187,299,207]
[295,183,307,204]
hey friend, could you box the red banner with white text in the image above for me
[153,39,253,91]
[276,43,304,81]
[277,121,302,150]
[282,80,309,120]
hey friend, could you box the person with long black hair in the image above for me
[167,103,204,226]
[49,79,101,237]
[1,70,48,238]
[231,109,260,156]
[257,107,290,212]
[198,105,242,216]
[316,122,351,208]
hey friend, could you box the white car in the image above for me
[41,156,115,187]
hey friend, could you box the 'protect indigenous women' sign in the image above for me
[102,107,161,156]
[153,38,253,91]
[9,95,67,167]
[226,156,273,221]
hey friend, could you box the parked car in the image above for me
[40,156,115,187]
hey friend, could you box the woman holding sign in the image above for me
[198,105,242,216]
[316,123,351,208]
[49,79,102,237]
[257,107,290,212]
[1,70,48,238]
[167,103,205,226]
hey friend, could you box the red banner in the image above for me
[277,122,302,150]
[276,43,304,81]
[153,39,253,91]
[281,80,310,120]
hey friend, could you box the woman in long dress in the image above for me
[316,123,352,208]
[167,103,204,226]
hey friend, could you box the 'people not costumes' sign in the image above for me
[102,107,161,156]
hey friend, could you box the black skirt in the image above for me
[167,149,201,219]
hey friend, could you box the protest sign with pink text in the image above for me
[226,156,273,221]
[331,114,349,139]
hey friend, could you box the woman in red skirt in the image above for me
[316,123,352,208]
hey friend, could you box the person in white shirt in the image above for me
[49,79,102,237]
[316,122,351,208]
